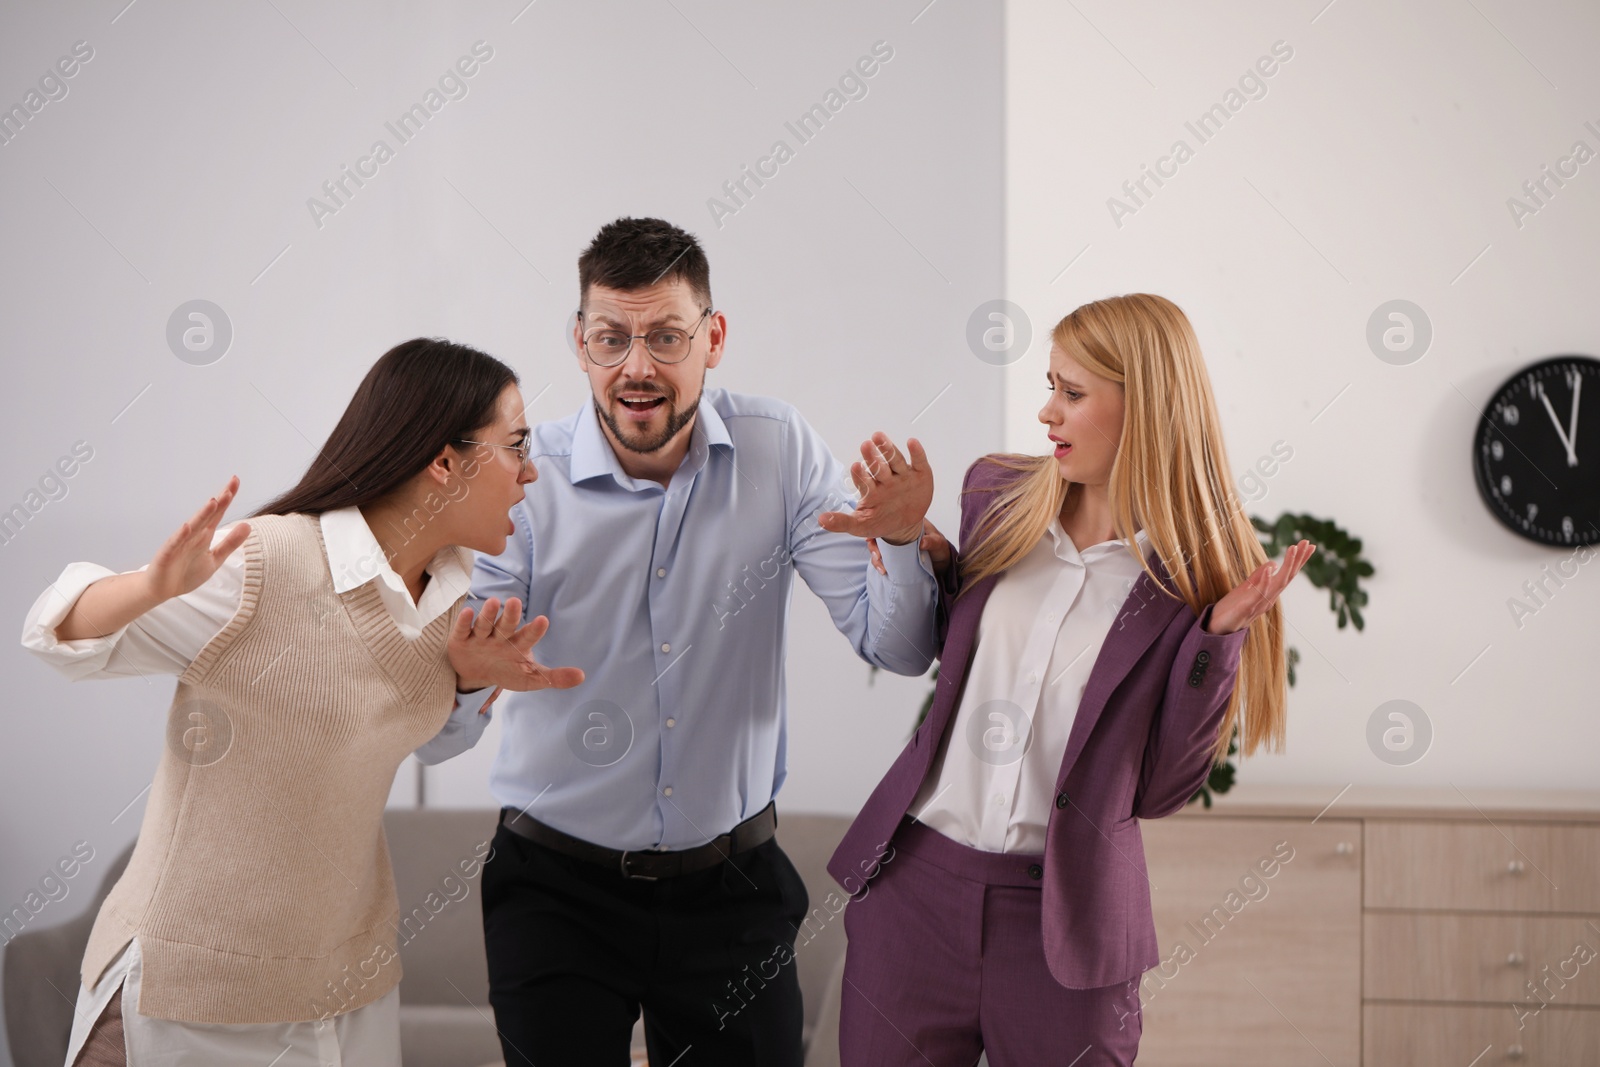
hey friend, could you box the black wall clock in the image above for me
[1473,354,1600,547]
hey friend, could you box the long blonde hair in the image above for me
[957,293,1286,763]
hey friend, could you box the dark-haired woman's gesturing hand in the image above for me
[55,476,253,642]
[1204,539,1316,635]
[145,475,254,601]
[448,597,586,699]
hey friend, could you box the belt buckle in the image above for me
[618,850,660,881]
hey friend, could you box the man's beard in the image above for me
[595,375,704,455]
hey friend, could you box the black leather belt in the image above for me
[499,801,778,880]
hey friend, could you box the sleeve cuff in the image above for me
[876,534,935,586]
[415,687,496,764]
[19,562,130,669]
[452,685,497,717]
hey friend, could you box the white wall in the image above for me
[0,1,1001,1059]
[1005,0,1600,789]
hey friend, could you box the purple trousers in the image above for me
[840,817,1144,1066]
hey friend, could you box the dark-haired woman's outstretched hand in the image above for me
[1205,539,1316,635]
[54,476,251,642]
[448,596,586,695]
[145,475,253,602]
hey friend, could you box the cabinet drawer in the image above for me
[1365,913,1600,1006]
[1137,817,1360,1066]
[1365,821,1600,912]
[1364,1003,1600,1065]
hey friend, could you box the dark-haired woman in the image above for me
[22,339,583,1066]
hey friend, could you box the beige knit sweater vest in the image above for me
[80,512,464,1023]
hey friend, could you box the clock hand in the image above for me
[1537,383,1578,467]
[1566,374,1580,467]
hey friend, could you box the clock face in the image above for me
[1473,354,1600,547]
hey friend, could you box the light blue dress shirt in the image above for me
[415,388,939,851]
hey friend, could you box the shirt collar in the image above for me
[569,393,734,488]
[319,506,474,601]
[1046,519,1150,563]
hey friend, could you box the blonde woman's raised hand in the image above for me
[1206,539,1316,635]
[448,597,586,695]
[144,475,252,603]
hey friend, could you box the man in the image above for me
[419,216,940,1065]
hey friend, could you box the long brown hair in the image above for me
[251,338,517,517]
[957,294,1286,762]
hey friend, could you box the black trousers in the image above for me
[481,813,810,1067]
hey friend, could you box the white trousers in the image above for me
[63,938,401,1067]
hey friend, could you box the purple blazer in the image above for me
[827,456,1251,990]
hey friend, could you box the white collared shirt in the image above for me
[908,519,1151,853]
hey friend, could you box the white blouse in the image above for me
[21,506,493,1062]
[909,519,1151,854]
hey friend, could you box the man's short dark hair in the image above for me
[578,217,712,313]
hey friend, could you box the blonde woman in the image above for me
[832,294,1313,1066]
[21,339,583,1066]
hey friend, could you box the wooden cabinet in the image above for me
[1364,815,1600,1067]
[1133,786,1600,1066]
[1136,815,1362,1065]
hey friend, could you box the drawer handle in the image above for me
[1507,1044,1525,1059]
[1508,859,1527,875]
[1507,952,1525,966]
[1335,841,1353,856]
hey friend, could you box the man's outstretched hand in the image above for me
[818,433,932,547]
[448,596,585,696]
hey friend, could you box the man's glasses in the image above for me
[578,307,712,367]
[453,433,532,471]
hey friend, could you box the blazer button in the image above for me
[1055,791,1070,809]
[1197,651,1211,664]
[1188,674,1202,688]
[1027,864,1043,880]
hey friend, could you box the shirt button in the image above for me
[1046,612,1057,622]
[665,718,676,728]
[1028,673,1038,684]
[992,794,1005,806]
[661,643,671,653]
[663,786,673,797]
[656,567,667,577]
